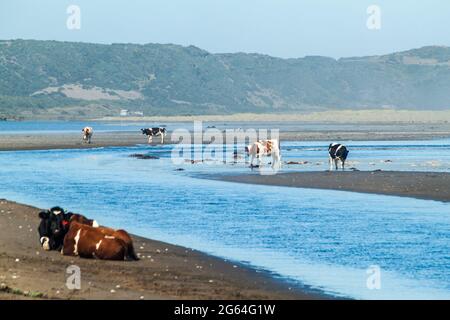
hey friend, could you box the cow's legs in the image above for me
[341,159,345,170]
[257,154,262,167]
[329,156,334,171]
[272,152,281,168]
[334,158,339,170]
[148,136,152,144]
[161,133,164,144]
[250,155,255,167]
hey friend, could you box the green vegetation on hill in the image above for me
[1,40,450,119]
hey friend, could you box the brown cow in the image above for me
[66,213,138,261]
[62,221,138,260]
[82,127,93,144]
[245,139,281,168]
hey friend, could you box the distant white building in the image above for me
[120,109,129,116]
[132,111,144,117]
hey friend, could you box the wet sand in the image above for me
[0,200,321,300]
[218,171,450,202]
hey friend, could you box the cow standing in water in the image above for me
[141,128,166,144]
[82,127,93,144]
[328,143,349,170]
[245,139,281,169]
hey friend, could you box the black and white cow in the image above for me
[141,128,166,144]
[38,206,69,251]
[38,206,99,251]
[328,143,349,170]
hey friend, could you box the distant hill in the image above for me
[1,40,450,119]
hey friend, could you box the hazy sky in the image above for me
[1,0,449,58]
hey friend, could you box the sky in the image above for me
[0,0,449,59]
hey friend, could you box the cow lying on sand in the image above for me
[38,207,71,251]
[245,139,281,168]
[82,127,93,144]
[141,127,166,144]
[62,220,138,261]
[328,143,349,170]
[38,207,138,261]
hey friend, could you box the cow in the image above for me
[82,127,93,144]
[38,209,138,261]
[328,143,349,170]
[245,139,281,168]
[141,128,166,144]
[65,213,138,261]
[38,207,68,251]
[38,207,99,251]
[62,221,137,261]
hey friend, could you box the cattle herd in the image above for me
[81,126,349,170]
[39,127,349,261]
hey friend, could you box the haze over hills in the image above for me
[1,39,450,119]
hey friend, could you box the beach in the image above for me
[218,171,450,202]
[0,199,319,300]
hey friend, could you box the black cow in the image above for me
[38,206,99,251]
[141,128,166,144]
[38,206,69,251]
[328,143,349,170]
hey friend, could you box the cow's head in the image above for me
[140,128,147,135]
[38,209,67,251]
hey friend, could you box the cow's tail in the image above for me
[126,242,140,261]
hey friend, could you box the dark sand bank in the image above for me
[0,200,323,300]
[217,171,450,202]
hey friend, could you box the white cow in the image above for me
[82,127,93,144]
[245,139,281,168]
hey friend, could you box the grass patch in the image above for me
[0,284,46,299]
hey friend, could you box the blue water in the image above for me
[0,142,449,299]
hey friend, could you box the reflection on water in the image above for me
[0,141,449,299]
